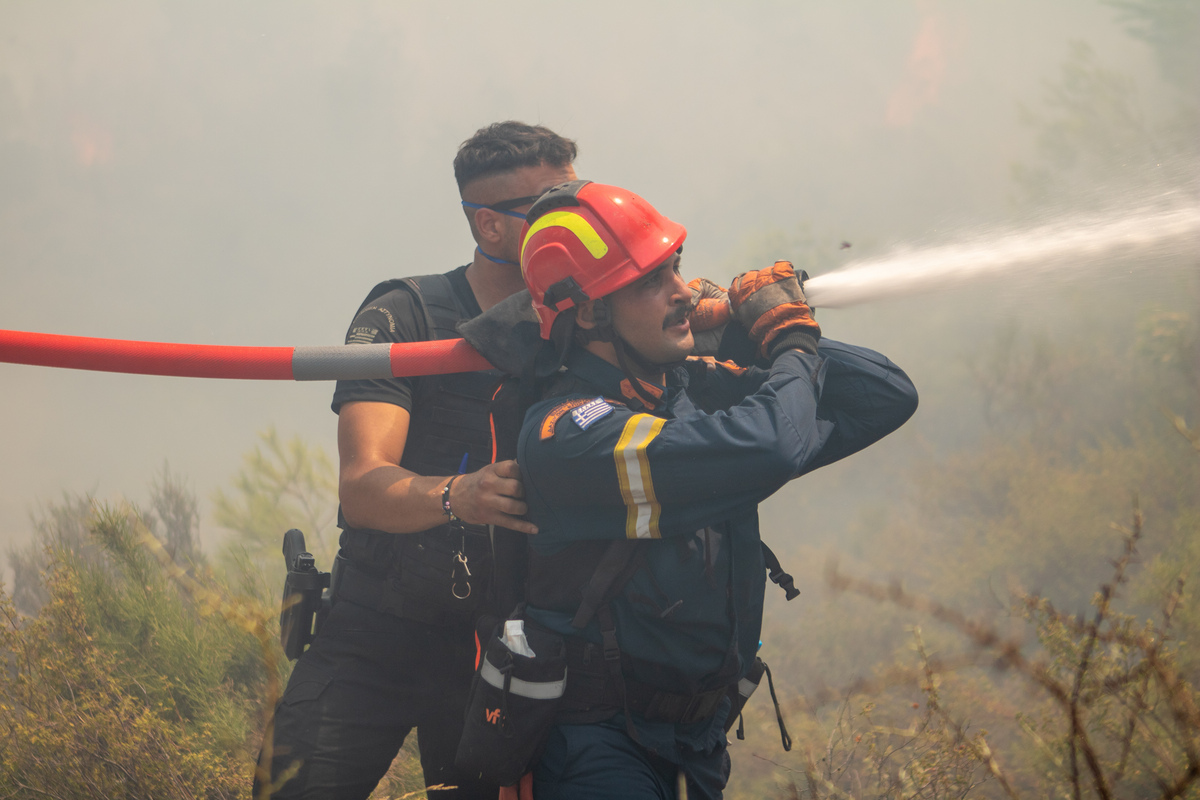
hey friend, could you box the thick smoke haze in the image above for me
[0,0,1177,553]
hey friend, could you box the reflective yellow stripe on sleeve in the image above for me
[613,414,666,539]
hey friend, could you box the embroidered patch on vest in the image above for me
[571,398,614,430]
[539,398,594,440]
[347,326,379,345]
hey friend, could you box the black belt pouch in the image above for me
[455,617,567,787]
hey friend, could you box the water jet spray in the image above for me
[804,202,1200,309]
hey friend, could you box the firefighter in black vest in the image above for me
[256,123,576,800]
[513,181,918,798]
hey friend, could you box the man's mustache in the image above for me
[663,302,694,329]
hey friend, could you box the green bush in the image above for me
[0,502,271,798]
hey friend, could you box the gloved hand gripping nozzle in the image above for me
[728,261,821,359]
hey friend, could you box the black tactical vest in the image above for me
[337,270,502,623]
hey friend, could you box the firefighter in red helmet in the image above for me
[487,179,919,798]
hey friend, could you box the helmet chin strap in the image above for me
[613,339,670,407]
[574,298,681,407]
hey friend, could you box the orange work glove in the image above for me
[687,277,731,330]
[728,261,820,359]
[687,278,731,357]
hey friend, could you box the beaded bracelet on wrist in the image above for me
[441,475,461,523]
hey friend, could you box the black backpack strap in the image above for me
[762,660,793,751]
[486,378,533,616]
[356,278,415,313]
[404,272,463,340]
[570,539,645,630]
[566,539,646,741]
[353,270,471,341]
[761,542,799,600]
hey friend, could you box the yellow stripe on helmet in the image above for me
[521,210,610,267]
[613,414,665,539]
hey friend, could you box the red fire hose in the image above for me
[0,329,492,380]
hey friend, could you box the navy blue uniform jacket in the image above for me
[518,340,917,728]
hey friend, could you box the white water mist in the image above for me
[804,199,1200,309]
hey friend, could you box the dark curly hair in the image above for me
[453,121,577,192]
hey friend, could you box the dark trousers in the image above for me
[532,722,730,800]
[254,600,495,800]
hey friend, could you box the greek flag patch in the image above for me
[571,398,613,430]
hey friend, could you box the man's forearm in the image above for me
[801,340,919,473]
[340,459,538,536]
[339,464,451,533]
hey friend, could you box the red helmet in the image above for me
[520,180,687,339]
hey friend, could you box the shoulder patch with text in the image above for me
[539,398,595,440]
[571,398,614,430]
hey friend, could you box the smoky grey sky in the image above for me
[0,1,1172,547]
